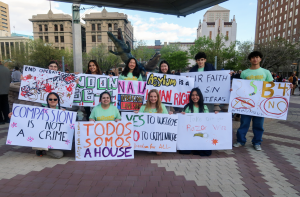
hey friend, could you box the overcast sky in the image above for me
[6,0,257,45]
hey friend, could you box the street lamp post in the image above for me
[72,4,83,73]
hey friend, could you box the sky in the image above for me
[6,0,257,45]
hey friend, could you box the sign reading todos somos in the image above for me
[229,79,290,120]
[6,104,76,150]
[19,65,77,108]
[75,121,134,161]
[177,113,232,150]
[181,70,231,104]
[144,73,194,107]
[122,112,178,152]
[73,74,118,107]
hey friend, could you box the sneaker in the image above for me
[46,150,64,159]
[35,150,44,157]
[233,142,244,147]
[253,145,262,151]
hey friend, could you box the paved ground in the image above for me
[0,90,300,197]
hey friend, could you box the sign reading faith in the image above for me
[6,104,76,150]
[19,65,77,108]
[122,112,178,152]
[181,70,231,104]
[177,113,232,150]
[75,121,134,161]
[118,80,147,111]
[144,73,194,107]
[73,74,118,107]
[229,79,290,120]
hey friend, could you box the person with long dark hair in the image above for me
[180,87,218,156]
[119,58,143,81]
[158,60,171,74]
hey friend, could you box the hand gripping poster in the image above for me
[229,79,290,120]
[19,65,77,108]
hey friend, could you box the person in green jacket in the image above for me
[119,58,143,81]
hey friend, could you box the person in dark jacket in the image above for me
[189,52,216,72]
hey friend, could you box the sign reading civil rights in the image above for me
[122,112,178,152]
[73,74,118,107]
[19,65,77,108]
[181,70,231,104]
[6,104,76,150]
[144,73,194,107]
[228,79,290,120]
[118,80,146,111]
[75,121,134,161]
[177,113,232,150]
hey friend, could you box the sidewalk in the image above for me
[0,90,299,197]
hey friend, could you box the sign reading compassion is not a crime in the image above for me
[6,104,76,150]
[122,112,178,152]
[75,121,134,161]
[19,65,77,108]
[144,73,194,107]
[181,70,231,104]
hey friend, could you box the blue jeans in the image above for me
[236,115,264,145]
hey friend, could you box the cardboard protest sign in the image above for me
[19,65,77,108]
[144,73,194,107]
[118,80,146,111]
[181,70,231,104]
[122,112,178,152]
[229,79,290,120]
[177,113,232,150]
[75,121,134,161]
[6,104,76,150]
[73,74,118,107]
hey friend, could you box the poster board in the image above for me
[75,121,134,161]
[122,112,178,152]
[19,65,77,108]
[6,104,76,150]
[177,113,232,150]
[73,74,118,107]
[181,70,231,104]
[228,79,290,120]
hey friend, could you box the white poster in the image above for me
[144,73,194,107]
[73,74,118,107]
[229,79,290,120]
[122,112,178,152]
[6,104,76,150]
[118,80,147,111]
[19,65,77,108]
[181,70,231,104]
[75,121,134,161]
[177,113,232,150]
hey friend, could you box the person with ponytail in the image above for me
[119,58,143,81]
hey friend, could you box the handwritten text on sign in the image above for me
[19,65,77,108]
[75,121,134,161]
[118,80,146,111]
[6,104,76,150]
[145,73,194,107]
[122,112,178,152]
[177,113,232,150]
[181,70,231,104]
[229,79,290,120]
[73,74,118,107]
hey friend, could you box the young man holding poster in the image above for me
[233,51,273,151]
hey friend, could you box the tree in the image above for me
[160,43,181,59]
[235,41,254,70]
[131,40,156,62]
[162,51,190,71]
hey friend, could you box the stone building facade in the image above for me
[0,1,10,34]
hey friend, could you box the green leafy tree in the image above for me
[160,43,181,59]
[162,51,190,71]
[131,40,156,62]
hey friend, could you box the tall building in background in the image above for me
[0,1,10,34]
[197,4,237,47]
[255,0,300,44]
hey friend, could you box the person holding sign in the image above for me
[119,58,143,81]
[180,87,218,156]
[189,52,215,72]
[89,92,121,122]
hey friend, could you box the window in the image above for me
[97,35,102,42]
[1,14,6,17]
[288,30,290,36]
[279,17,281,22]
[263,31,265,36]
[268,15,270,20]
[270,36,271,41]
[264,9,266,14]
[281,0,283,4]
[276,10,278,16]
[1,10,6,13]
[39,36,43,40]
[108,46,113,51]
[262,39,264,43]
[270,28,272,33]
[259,40,260,44]
[271,21,273,26]
[285,5,287,11]
[284,23,286,29]
[261,11,262,16]
[60,24,64,31]
[92,35,96,42]
[291,2,293,8]
[260,19,262,23]
[295,19,298,25]
[279,25,281,30]
[55,36,59,43]
[296,9,298,15]
[271,13,273,18]
[267,22,269,27]
[45,36,48,43]
[92,24,95,31]
[280,8,282,13]
[274,27,276,32]
[260,25,262,30]
[297,0,299,6]
[294,28,297,34]
[97,24,101,31]
[2,18,6,21]
[266,30,269,35]
[275,19,277,24]
[60,36,64,43]
[55,47,59,50]
[278,33,280,37]
[61,47,65,50]
[293,38,295,43]
[114,23,118,30]
[266,37,268,42]
[264,17,266,21]
[268,7,270,12]
[289,21,291,27]
[108,36,112,42]
[108,24,112,31]
[263,24,265,29]
[259,33,261,38]
[290,11,292,18]
[261,4,263,9]
[284,14,286,20]
[276,2,278,7]
[54,24,58,31]
[39,25,42,32]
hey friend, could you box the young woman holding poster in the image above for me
[119,58,143,81]
[180,87,218,156]
[89,92,121,122]
[8,92,65,159]
[134,89,173,155]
